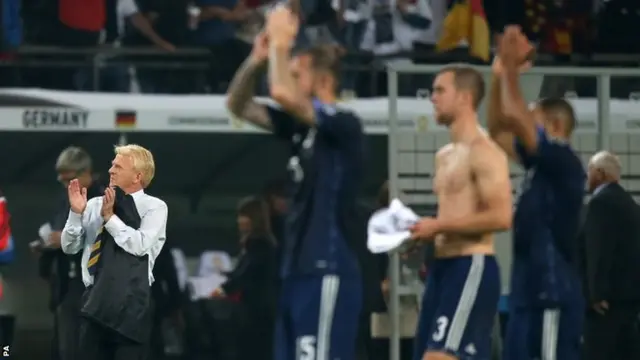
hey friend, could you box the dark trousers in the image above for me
[149,313,166,360]
[584,304,640,360]
[238,308,274,360]
[77,317,149,360]
[55,281,84,360]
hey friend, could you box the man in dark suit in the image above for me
[35,146,104,360]
[580,150,640,360]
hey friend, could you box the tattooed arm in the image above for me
[225,57,273,131]
[225,32,274,131]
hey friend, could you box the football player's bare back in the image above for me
[411,64,512,261]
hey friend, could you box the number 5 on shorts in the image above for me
[432,316,449,342]
[297,335,316,360]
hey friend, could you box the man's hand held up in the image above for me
[266,6,299,49]
[101,187,115,222]
[68,179,88,214]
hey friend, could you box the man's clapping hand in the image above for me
[101,187,115,222]
[266,5,299,48]
[68,179,87,214]
[498,25,534,70]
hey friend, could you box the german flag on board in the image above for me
[436,0,490,62]
[115,110,137,129]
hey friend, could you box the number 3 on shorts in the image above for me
[432,316,449,342]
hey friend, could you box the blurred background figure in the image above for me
[212,196,278,360]
[580,151,640,360]
[262,178,288,243]
[34,147,104,360]
[149,243,183,360]
[193,0,252,92]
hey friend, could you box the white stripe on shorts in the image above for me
[316,275,339,360]
[542,309,560,360]
[444,254,485,351]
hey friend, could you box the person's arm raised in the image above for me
[61,179,88,255]
[266,7,319,128]
[487,57,519,161]
[225,32,274,132]
[499,30,539,158]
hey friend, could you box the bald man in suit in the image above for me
[578,151,640,360]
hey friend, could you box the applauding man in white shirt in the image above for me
[61,144,168,360]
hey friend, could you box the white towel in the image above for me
[367,199,420,253]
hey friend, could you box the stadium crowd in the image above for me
[0,0,640,96]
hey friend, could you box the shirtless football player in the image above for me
[410,64,513,360]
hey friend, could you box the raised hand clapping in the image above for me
[68,179,87,214]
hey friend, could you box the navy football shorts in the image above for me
[274,275,362,360]
[414,254,501,360]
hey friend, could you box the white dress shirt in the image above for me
[61,190,168,287]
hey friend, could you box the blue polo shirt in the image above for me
[511,126,585,308]
[266,100,364,279]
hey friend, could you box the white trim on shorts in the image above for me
[542,309,560,360]
[317,275,340,360]
[444,254,485,351]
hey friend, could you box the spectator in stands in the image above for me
[192,0,252,92]
[0,0,20,87]
[56,0,106,90]
[37,147,105,360]
[359,0,432,96]
[337,0,369,96]
[212,196,278,360]
[579,151,640,360]
[119,0,191,93]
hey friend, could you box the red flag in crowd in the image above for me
[436,0,490,62]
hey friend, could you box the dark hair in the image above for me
[377,181,390,209]
[537,97,577,135]
[297,44,342,88]
[237,196,272,238]
[438,64,485,109]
